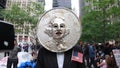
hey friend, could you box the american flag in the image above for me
[71,50,83,63]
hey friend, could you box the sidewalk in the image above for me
[0,47,34,68]
[0,65,6,68]
[0,52,6,68]
[0,52,4,60]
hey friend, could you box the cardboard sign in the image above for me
[112,49,120,67]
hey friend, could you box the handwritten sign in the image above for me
[112,49,120,68]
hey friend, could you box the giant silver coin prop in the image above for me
[37,8,82,52]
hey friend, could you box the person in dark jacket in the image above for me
[36,8,84,68]
[7,39,21,68]
[36,45,85,68]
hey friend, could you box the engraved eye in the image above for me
[53,24,58,28]
[60,24,65,28]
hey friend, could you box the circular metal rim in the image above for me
[37,8,82,52]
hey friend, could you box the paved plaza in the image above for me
[0,52,6,68]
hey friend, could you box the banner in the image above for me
[112,49,120,68]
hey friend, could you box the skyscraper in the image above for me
[0,0,6,8]
[0,0,7,20]
[53,0,71,9]
[44,0,82,18]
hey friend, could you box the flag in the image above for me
[71,50,83,63]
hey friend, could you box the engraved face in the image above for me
[37,8,81,52]
[51,18,66,39]
[44,17,70,50]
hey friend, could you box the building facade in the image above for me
[44,0,83,18]
[5,0,83,44]
[0,0,7,20]
[5,0,39,43]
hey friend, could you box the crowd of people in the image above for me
[3,39,120,68]
[79,40,119,68]
[3,39,40,68]
[1,7,119,68]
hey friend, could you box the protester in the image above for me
[105,55,118,68]
[7,39,21,68]
[83,42,89,67]
[98,55,118,68]
[36,45,85,68]
[36,8,84,68]
[88,42,97,68]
